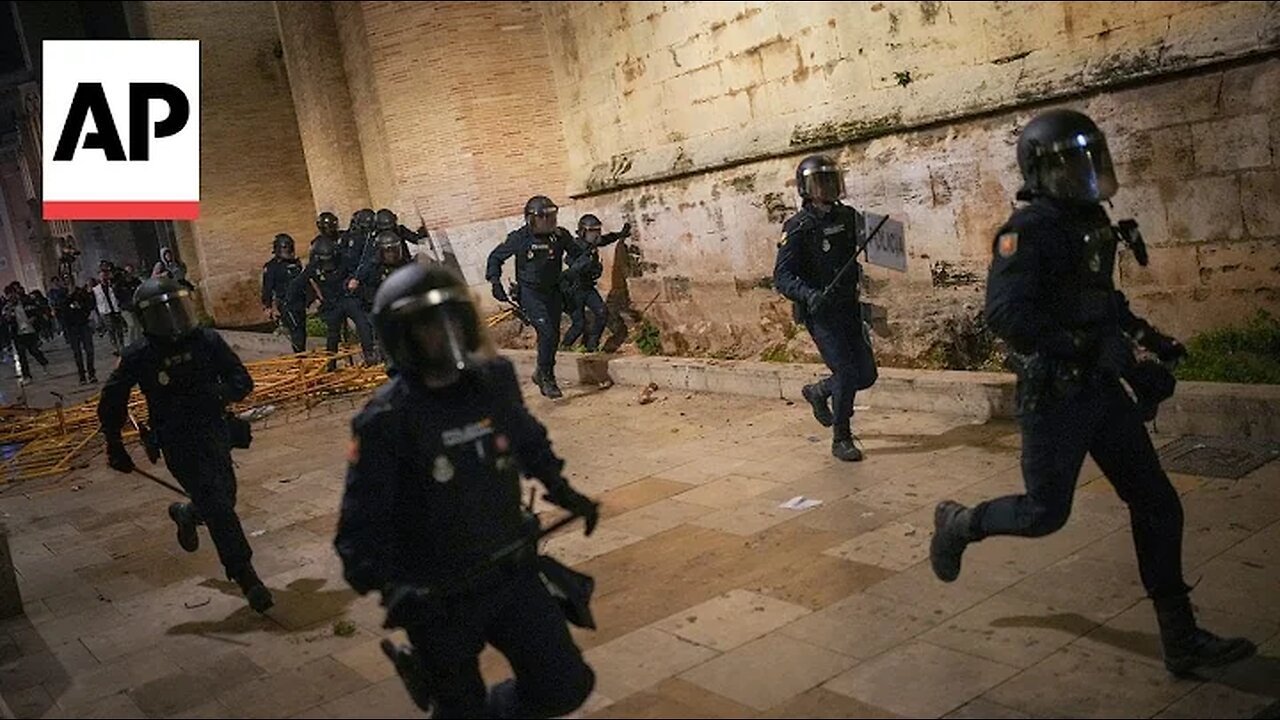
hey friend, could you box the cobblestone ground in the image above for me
[1,344,1278,718]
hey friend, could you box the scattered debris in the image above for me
[638,383,659,405]
[785,400,795,406]
[807,435,820,443]
[184,598,211,609]
[779,496,823,511]
[333,619,357,637]
[249,529,266,537]
[903,524,917,536]
[70,485,82,492]
[684,393,693,400]
[597,380,614,390]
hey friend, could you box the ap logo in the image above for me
[42,40,200,220]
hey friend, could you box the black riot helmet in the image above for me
[273,233,296,260]
[374,229,407,266]
[134,277,197,341]
[1017,109,1118,203]
[795,155,845,204]
[524,195,559,236]
[316,212,340,236]
[351,208,375,234]
[310,236,339,272]
[374,208,397,232]
[577,213,603,244]
[373,263,483,381]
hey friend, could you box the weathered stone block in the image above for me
[1192,114,1272,173]
[1241,170,1280,237]
[1220,58,1280,116]
[1196,240,1280,291]
[1116,244,1199,292]
[1164,175,1244,243]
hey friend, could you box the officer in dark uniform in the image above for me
[774,155,873,462]
[97,278,273,613]
[486,196,571,399]
[373,208,428,255]
[290,235,378,366]
[336,262,599,718]
[341,208,376,268]
[261,233,308,353]
[357,229,414,297]
[314,211,343,258]
[930,109,1256,676]
[561,215,630,352]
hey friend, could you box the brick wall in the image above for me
[139,0,316,327]
[353,1,570,228]
[276,1,371,216]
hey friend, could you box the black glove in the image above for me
[806,289,829,318]
[544,484,600,536]
[619,222,632,239]
[106,441,135,474]
[1140,330,1187,366]
[491,281,509,304]
[381,584,436,629]
[1096,331,1134,379]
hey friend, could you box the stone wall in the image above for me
[535,1,1280,362]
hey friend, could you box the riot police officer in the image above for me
[774,155,874,462]
[261,233,307,353]
[357,229,414,297]
[341,208,376,267]
[561,214,630,352]
[486,196,571,399]
[336,262,599,718]
[97,278,272,613]
[290,235,378,366]
[314,211,343,263]
[930,109,1255,676]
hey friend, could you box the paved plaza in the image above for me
[1,340,1278,718]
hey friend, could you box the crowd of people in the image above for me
[1,250,189,387]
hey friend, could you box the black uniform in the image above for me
[289,254,377,365]
[336,357,595,718]
[560,232,623,352]
[486,225,570,379]
[774,202,874,443]
[261,256,307,353]
[931,108,1256,677]
[98,329,256,580]
[60,286,97,382]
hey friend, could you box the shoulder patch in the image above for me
[997,231,1018,258]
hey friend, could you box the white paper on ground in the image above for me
[779,495,824,511]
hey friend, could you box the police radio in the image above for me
[1115,220,1148,267]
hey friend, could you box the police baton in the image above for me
[133,467,189,499]
[820,213,890,299]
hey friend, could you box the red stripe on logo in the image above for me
[43,201,200,220]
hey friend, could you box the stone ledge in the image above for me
[215,331,1280,441]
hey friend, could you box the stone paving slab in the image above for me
[1,360,1278,718]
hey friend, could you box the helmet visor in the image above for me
[529,207,559,235]
[390,288,480,374]
[379,241,406,265]
[1037,132,1118,202]
[581,225,602,244]
[136,288,196,339]
[800,165,846,203]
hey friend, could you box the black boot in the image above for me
[534,369,563,399]
[930,501,974,582]
[168,502,200,553]
[1155,594,1256,676]
[831,434,863,462]
[802,383,834,427]
[232,566,274,614]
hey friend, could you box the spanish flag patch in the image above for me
[997,231,1018,258]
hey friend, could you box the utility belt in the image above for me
[1005,352,1085,415]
